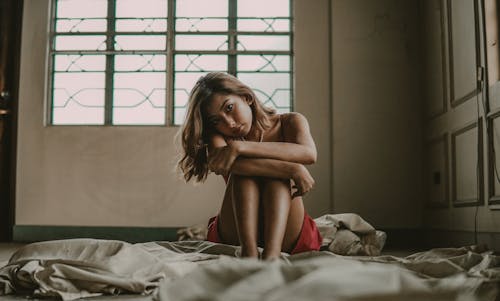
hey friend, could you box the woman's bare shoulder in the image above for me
[280,112,310,127]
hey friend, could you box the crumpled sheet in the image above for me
[1,239,499,301]
[156,243,500,301]
[177,213,387,256]
[313,213,386,256]
[0,239,216,300]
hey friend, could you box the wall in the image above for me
[15,0,332,227]
[331,0,423,228]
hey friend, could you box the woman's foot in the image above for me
[241,246,259,258]
[261,248,281,260]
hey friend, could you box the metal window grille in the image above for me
[48,0,293,126]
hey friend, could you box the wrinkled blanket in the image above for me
[1,239,499,301]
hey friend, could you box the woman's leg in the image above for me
[261,179,305,260]
[218,175,261,258]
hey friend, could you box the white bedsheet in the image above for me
[1,239,499,301]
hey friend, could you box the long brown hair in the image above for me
[178,72,275,182]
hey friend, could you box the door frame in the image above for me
[0,0,23,241]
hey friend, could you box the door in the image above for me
[0,0,23,241]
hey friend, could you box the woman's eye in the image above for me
[225,104,233,112]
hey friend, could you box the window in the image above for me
[48,0,293,126]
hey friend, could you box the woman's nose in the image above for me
[223,116,236,128]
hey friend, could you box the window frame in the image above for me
[47,0,294,126]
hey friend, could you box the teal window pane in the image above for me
[115,19,167,32]
[114,35,166,50]
[115,55,166,71]
[54,55,106,72]
[238,0,289,17]
[115,0,167,18]
[237,55,290,72]
[176,0,228,17]
[175,54,227,71]
[237,35,290,51]
[52,72,105,125]
[55,35,107,51]
[56,19,107,32]
[237,72,291,113]
[113,72,166,125]
[56,0,107,18]
[175,35,228,51]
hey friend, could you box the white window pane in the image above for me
[237,72,291,112]
[237,35,289,51]
[176,0,228,17]
[115,55,166,71]
[176,35,228,51]
[116,19,167,32]
[57,0,107,18]
[175,54,227,71]
[52,72,105,125]
[114,35,166,50]
[113,101,166,125]
[113,72,166,107]
[116,0,167,18]
[56,19,107,32]
[174,72,207,125]
[176,18,227,32]
[238,0,289,17]
[55,35,107,51]
[237,19,289,32]
[54,55,106,71]
[113,72,166,125]
[174,108,187,125]
[237,55,290,72]
[53,105,105,125]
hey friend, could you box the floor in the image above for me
[0,242,418,301]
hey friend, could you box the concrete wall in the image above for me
[331,0,423,228]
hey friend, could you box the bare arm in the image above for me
[231,113,317,164]
[208,133,314,196]
[230,157,302,179]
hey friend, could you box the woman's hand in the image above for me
[291,164,315,198]
[208,142,240,176]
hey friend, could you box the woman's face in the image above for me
[204,93,253,138]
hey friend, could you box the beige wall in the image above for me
[331,0,423,228]
[16,0,332,227]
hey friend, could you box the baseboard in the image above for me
[382,228,500,252]
[13,225,180,243]
[422,229,500,252]
[381,228,426,250]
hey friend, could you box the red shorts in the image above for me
[207,213,323,255]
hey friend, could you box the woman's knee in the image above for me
[231,175,260,200]
[231,175,260,187]
[263,178,291,195]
